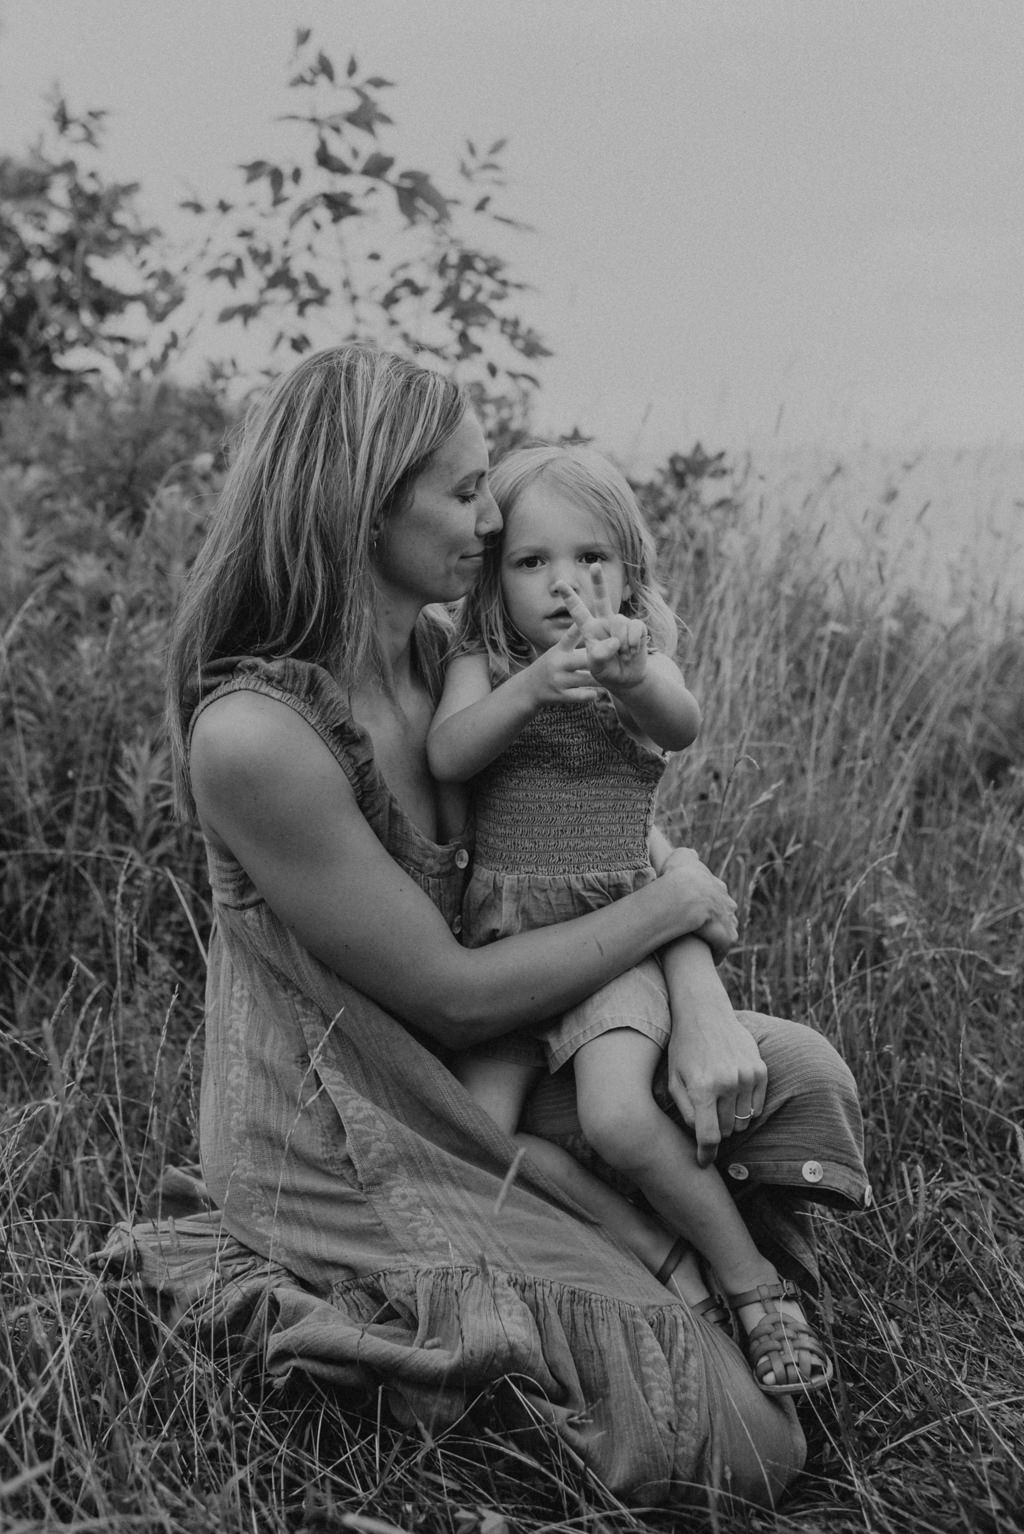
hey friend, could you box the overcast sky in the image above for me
[1,0,1022,466]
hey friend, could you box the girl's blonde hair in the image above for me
[457,443,678,677]
[166,344,467,815]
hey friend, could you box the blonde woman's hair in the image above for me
[166,344,467,815]
[456,443,679,678]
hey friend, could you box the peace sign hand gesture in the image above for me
[525,615,602,705]
[552,567,649,694]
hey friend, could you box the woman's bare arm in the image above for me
[191,692,736,1051]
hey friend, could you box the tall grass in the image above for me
[2,388,1023,1530]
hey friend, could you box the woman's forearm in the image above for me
[419,860,730,1049]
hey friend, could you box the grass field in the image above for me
[2,384,1023,1532]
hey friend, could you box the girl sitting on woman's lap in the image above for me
[429,444,833,1395]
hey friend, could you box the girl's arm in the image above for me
[555,576,699,751]
[610,650,701,752]
[427,627,599,783]
[426,652,532,783]
[192,691,736,1051]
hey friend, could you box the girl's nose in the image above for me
[550,564,579,593]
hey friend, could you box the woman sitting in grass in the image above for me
[158,343,870,1511]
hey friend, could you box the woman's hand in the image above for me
[661,938,768,1167]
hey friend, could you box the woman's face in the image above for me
[374,413,501,608]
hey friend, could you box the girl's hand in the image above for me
[524,622,601,706]
[553,569,649,693]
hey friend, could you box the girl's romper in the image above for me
[463,695,673,1069]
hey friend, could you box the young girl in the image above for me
[427,443,834,1397]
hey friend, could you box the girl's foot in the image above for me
[726,1275,834,1396]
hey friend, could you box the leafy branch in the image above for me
[182,31,550,425]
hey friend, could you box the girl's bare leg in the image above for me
[456,1052,539,1136]
[513,1132,709,1305]
[456,1052,712,1306]
[573,1029,827,1385]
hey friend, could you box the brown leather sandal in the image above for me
[727,1277,834,1396]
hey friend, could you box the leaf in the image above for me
[365,76,394,89]
[396,170,449,222]
[395,184,418,224]
[317,51,335,83]
[295,26,311,47]
[264,266,298,293]
[321,190,359,221]
[345,96,381,135]
[347,52,358,77]
[217,302,260,324]
[240,160,270,183]
[488,137,507,155]
[361,152,394,179]
[315,139,352,176]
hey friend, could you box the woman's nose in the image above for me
[476,484,502,537]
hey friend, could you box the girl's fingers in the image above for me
[553,582,593,627]
[587,564,615,619]
[555,620,582,650]
[626,618,646,652]
[588,636,621,664]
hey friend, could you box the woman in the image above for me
[149,345,868,1509]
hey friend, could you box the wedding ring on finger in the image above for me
[733,1110,755,1123]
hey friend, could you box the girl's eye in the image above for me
[581,551,607,565]
[458,492,478,505]
[517,556,543,569]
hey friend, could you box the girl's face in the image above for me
[374,413,500,608]
[499,480,629,655]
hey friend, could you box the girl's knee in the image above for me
[577,1089,666,1175]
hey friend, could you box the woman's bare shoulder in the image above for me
[191,689,308,777]
[190,689,351,844]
